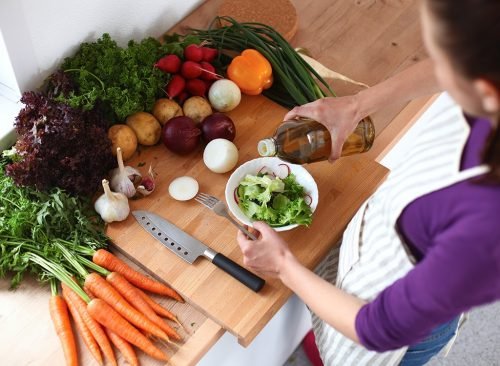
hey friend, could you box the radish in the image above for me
[177,91,189,105]
[184,44,204,62]
[166,74,186,99]
[186,79,207,97]
[201,47,218,62]
[181,61,203,79]
[168,176,199,201]
[200,61,219,81]
[155,54,181,73]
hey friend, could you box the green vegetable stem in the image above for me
[189,16,336,109]
[0,159,107,288]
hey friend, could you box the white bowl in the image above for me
[224,157,319,231]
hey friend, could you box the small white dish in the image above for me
[224,157,318,231]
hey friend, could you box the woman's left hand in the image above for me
[236,221,294,277]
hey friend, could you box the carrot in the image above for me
[93,249,184,302]
[84,272,170,342]
[88,299,169,361]
[84,284,95,299]
[136,287,184,327]
[61,282,117,366]
[105,329,139,366]
[63,289,104,366]
[49,281,78,366]
[107,272,182,341]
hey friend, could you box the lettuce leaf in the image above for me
[237,173,312,227]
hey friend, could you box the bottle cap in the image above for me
[257,138,276,157]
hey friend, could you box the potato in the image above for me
[153,98,183,125]
[108,124,138,161]
[183,96,213,124]
[126,112,162,146]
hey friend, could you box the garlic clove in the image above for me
[135,165,156,197]
[109,147,141,198]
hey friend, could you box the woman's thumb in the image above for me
[252,221,271,232]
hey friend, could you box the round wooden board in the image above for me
[216,0,298,41]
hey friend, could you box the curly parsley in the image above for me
[51,34,165,121]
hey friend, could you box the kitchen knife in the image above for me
[132,210,265,292]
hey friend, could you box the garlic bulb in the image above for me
[110,147,142,198]
[94,179,130,223]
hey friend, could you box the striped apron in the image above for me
[313,103,489,365]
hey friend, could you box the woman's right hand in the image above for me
[283,95,363,162]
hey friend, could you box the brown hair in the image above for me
[426,0,500,181]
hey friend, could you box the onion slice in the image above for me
[168,176,199,201]
[276,163,291,179]
[234,187,239,204]
[304,194,313,206]
[257,165,277,177]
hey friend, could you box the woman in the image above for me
[237,0,500,365]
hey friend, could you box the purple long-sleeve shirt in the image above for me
[355,116,500,352]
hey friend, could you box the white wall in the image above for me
[0,0,202,148]
[0,0,203,93]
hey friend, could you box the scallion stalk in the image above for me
[189,16,335,108]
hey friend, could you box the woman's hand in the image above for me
[236,221,296,278]
[283,95,362,162]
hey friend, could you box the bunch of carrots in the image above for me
[34,247,185,366]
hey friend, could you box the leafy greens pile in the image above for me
[51,33,199,122]
[0,158,108,288]
[5,91,114,197]
[237,173,313,227]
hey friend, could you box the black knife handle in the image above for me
[212,253,265,292]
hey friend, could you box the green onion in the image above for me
[189,16,336,108]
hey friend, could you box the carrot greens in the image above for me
[0,158,107,288]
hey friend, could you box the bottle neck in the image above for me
[258,138,277,157]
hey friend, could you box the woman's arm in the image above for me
[355,58,440,119]
[284,59,441,160]
[279,249,365,342]
[237,222,365,343]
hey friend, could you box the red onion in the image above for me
[200,113,236,143]
[162,116,201,154]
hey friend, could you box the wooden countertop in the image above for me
[0,0,433,365]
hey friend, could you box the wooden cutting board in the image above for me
[106,94,389,346]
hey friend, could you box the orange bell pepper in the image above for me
[227,49,273,95]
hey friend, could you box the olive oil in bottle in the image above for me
[257,117,375,164]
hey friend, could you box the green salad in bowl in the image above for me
[225,157,318,231]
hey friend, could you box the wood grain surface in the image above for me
[0,253,223,366]
[107,93,389,346]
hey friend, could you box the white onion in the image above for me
[208,79,241,112]
[203,138,239,173]
[168,176,199,201]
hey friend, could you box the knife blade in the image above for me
[133,210,265,292]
